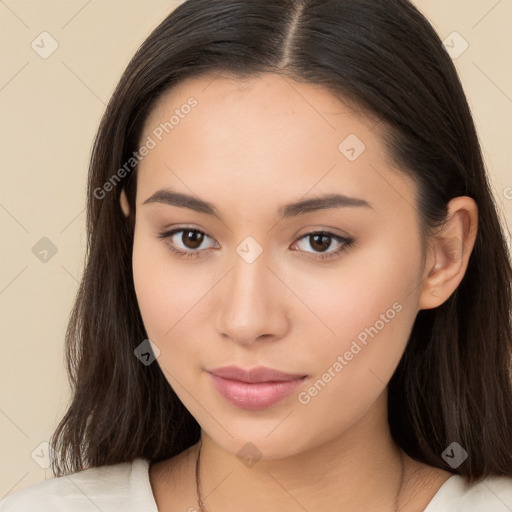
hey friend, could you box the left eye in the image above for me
[293,232,350,255]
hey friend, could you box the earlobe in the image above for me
[120,189,130,217]
[418,196,478,310]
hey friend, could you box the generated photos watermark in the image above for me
[297,301,403,405]
[93,97,198,200]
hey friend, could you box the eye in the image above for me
[157,228,218,259]
[158,228,354,261]
[292,231,354,260]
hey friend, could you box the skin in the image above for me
[120,72,478,512]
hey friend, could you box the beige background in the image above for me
[1,0,511,498]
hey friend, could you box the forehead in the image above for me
[144,72,375,150]
[137,72,417,217]
[147,72,369,122]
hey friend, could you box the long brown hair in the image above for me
[50,0,512,483]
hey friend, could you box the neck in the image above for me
[196,393,406,512]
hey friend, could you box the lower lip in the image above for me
[209,374,306,410]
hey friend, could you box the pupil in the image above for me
[183,230,204,249]
[311,234,330,252]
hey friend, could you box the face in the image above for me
[130,72,427,459]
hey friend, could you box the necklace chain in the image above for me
[195,441,406,512]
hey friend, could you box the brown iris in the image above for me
[308,233,332,252]
[181,230,205,249]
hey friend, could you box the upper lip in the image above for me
[208,365,307,383]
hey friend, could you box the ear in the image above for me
[418,196,478,310]
[120,189,130,217]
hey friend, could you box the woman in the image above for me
[2,0,511,510]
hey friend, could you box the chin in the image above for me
[202,419,319,462]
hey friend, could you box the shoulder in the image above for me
[0,458,156,512]
[425,474,512,511]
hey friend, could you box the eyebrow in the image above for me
[142,188,373,219]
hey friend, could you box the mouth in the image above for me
[207,365,308,410]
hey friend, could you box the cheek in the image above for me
[288,231,422,395]
[133,227,203,334]
[132,227,219,377]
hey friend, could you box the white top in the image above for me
[1,457,512,511]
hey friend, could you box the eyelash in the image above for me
[157,228,354,261]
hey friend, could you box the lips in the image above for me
[209,365,306,383]
[207,365,308,410]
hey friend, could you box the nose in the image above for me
[214,248,290,346]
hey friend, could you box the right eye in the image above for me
[158,228,219,259]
